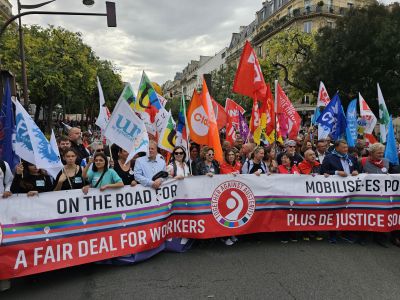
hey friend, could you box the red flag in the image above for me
[277,83,301,139]
[232,41,267,100]
[225,98,245,127]
[212,98,228,130]
[249,99,260,134]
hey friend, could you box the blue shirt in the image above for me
[133,154,166,187]
[87,168,122,188]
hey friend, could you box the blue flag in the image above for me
[316,94,347,140]
[384,116,399,165]
[0,80,18,169]
[311,106,321,125]
[346,99,358,147]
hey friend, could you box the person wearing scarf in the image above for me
[320,140,359,177]
[298,150,321,175]
[320,140,359,244]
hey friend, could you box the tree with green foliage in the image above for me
[295,3,400,113]
[0,24,123,132]
[259,27,316,101]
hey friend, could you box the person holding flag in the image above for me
[11,161,53,196]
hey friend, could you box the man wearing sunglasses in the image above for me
[276,139,304,165]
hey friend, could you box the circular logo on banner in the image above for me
[211,181,256,228]
[191,106,209,136]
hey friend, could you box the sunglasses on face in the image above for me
[96,149,104,152]
[174,152,184,155]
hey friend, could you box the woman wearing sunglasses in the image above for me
[167,146,190,179]
[195,146,220,177]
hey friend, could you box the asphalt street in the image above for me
[3,234,400,300]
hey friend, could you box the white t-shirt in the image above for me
[0,161,14,193]
[167,162,190,178]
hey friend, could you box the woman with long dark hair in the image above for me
[167,146,190,179]
[54,148,85,191]
[82,152,123,194]
[11,161,53,196]
[113,146,138,186]
[220,148,241,175]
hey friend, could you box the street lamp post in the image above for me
[0,1,116,110]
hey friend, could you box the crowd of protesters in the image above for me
[2,124,400,291]
[1,125,400,248]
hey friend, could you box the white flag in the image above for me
[103,96,149,163]
[317,81,331,107]
[359,93,377,134]
[377,83,390,143]
[14,100,35,165]
[95,77,110,130]
[13,100,63,178]
[47,130,63,179]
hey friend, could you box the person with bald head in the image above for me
[298,149,321,174]
[68,127,89,165]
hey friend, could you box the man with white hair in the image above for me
[134,140,166,189]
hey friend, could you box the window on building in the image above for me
[304,0,311,9]
[303,21,312,33]
[262,9,266,20]
[347,2,354,9]
[327,0,333,10]
[327,21,334,28]
[257,46,263,57]
[287,6,292,16]
[302,95,311,104]
[221,52,226,59]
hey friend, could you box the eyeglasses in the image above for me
[287,146,296,148]
[174,152,184,155]
[96,149,104,152]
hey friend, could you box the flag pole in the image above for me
[181,87,192,175]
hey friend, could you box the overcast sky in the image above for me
[10,0,393,89]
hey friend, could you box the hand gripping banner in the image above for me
[1,174,400,279]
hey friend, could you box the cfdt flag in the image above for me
[158,113,176,153]
[232,41,267,100]
[377,83,390,143]
[317,94,347,140]
[359,93,377,134]
[104,95,149,163]
[384,116,399,165]
[346,99,358,147]
[0,80,18,169]
[317,81,330,107]
[13,100,63,179]
[187,79,223,162]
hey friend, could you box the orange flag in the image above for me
[187,79,223,163]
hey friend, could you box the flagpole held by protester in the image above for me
[181,87,192,175]
[274,79,278,155]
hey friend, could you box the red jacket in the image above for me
[277,164,300,174]
[220,161,241,174]
[298,160,321,174]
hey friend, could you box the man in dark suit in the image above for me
[315,139,328,164]
[320,139,359,176]
[320,139,359,244]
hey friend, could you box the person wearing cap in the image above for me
[277,140,304,165]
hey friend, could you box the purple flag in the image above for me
[239,112,250,142]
